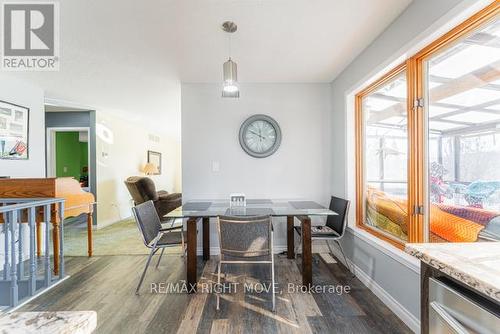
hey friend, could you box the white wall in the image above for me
[182,83,331,249]
[0,76,45,267]
[0,76,45,177]
[330,0,490,331]
[0,76,182,228]
[95,111,181,227]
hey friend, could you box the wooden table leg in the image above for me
[36,221,42,257]
[187,217,198,293]
[202,217,210,261]
[51,205,60,275]
[287,216,295,259]
[87,213,93,257]
[52,220,60,275]
[300,216,312,287]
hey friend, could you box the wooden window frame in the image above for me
[354,2,500,247]
[355,63,410,249]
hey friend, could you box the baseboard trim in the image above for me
[348,258,420,333]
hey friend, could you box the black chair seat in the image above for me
[159,225,183,232]
[294,226,341,238]
[292,196,354,278]
[156,230,187,246]
[160,218,183,231]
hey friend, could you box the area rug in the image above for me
[63,218,183,256]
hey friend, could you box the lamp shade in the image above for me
[142,163,159,175]
[222,58,239,98]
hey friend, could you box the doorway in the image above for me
[47,127,91,190]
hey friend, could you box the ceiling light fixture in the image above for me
[222,21,239,98]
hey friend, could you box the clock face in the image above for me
[239,115,281,158]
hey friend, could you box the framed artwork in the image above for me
[0,100,29,160]
[147,150,161,175]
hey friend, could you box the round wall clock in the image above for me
[239,114,282,158]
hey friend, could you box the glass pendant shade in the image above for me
[222,58,239,98]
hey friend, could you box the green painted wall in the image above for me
[55,132,88,180]
[80,141,88,173]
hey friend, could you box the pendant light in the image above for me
[222,21,239,98]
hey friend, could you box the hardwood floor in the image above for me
[20,254,412,334]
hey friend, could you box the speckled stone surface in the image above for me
[0,311,96,334]
[405,242,500,303]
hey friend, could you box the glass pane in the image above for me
[362,71,408,242]
[426,17,500,243]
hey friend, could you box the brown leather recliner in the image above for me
[124,176,181,218]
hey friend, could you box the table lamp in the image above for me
[142,163,158,175]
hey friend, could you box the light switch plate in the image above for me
[212,161,220,172]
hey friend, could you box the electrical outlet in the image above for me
[63,166,68,173]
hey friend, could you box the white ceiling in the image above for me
[174,0,412,82]
[5,0,412,136]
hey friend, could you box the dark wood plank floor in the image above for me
[20,254,411,334]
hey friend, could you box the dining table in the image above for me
[164,199,338,293]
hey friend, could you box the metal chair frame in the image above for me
[132,203,186,295]
[295,197,353,275]
[216,215,275,311]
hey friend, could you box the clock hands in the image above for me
[249,130,265,140]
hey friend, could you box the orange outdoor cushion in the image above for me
[429,205,484,242]
[366,187,484,242]
[367,188,408,233]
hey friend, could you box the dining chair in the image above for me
[216,215,276,311]
[294,196,353,274]
[132,200,186,295]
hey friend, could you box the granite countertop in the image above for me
[0,311,97,334]
[405,242,500,303]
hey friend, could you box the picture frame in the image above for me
[0,100,29,160]
[147,150,162,175]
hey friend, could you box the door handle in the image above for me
[430,301,469,334]
[413,204,424,215]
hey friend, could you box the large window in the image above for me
[355,3,500,247]
[358,67,409,244]
[424,12,500,243]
